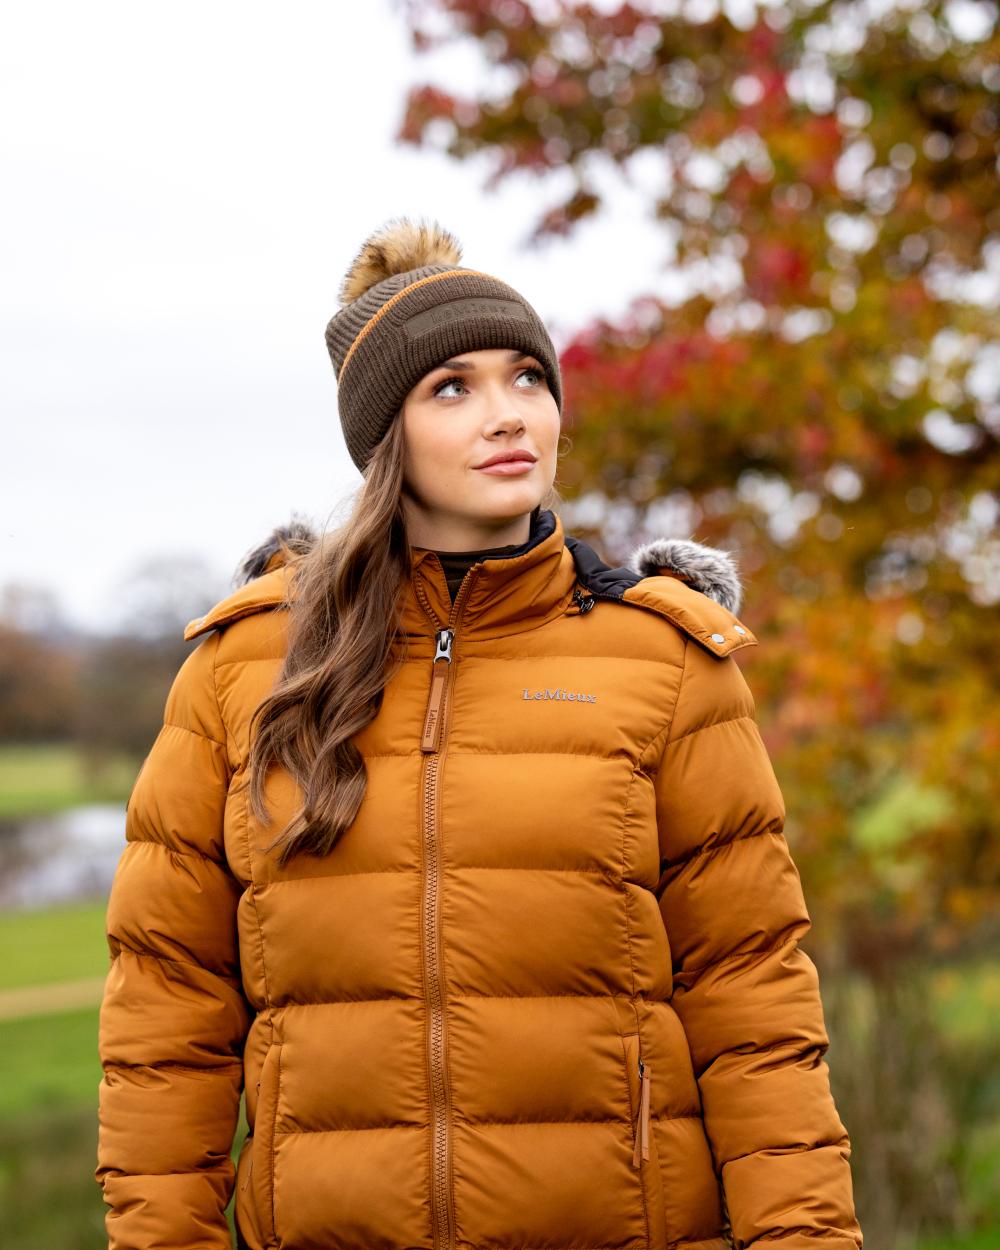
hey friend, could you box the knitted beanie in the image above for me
[325,217,563,472]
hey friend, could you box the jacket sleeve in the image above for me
[95,630,250,1250]
[652,637,863,1250]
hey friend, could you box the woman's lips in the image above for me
[475,460,536,475]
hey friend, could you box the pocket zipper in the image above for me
[632,1055,652,1167]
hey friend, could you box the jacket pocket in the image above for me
[249,1042,281,1247]
[623,1031,668,1250]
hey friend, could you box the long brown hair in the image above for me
[240,412,565,867]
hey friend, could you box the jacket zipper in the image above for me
[632,1054,651,1168]
[415,562,482,1250]
[573,585,621,614]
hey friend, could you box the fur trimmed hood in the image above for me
[234,516,745,616]
[234,517,320,586]
[626,536,744,614]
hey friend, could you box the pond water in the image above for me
[0,804,126,910]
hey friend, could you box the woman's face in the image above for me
[399,347,560,547]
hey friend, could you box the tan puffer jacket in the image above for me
[95,507,862,1250]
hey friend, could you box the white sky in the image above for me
[1,0,677,635]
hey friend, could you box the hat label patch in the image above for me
[403,297,530,338]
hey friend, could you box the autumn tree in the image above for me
[394,1,1000,1242]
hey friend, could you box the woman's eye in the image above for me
[517,367,544,387]
[433,375,466,398]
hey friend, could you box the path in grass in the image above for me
[0,975,107,1021]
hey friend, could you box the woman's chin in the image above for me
[468,480,543,514]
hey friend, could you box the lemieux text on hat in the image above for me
[403,297,530,338]
[522,687,598,703]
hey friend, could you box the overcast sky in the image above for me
[2,0,685,635]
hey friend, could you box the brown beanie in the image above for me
[325,217,564,472]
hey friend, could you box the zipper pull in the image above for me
[421,629,454,753]
[632,1056,651,1167]
[572,587,596,614]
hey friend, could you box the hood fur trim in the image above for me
[233,516,320,587]
[628,537,743,615]
[234,520,744,614]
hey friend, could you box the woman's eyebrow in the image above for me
[434,351,533,372]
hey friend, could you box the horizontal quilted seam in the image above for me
[704,1037,829,1064]
[353,748,639,760]
[671,932,804,985]
[659,825,785,872]
[270,991,668,1008]
[108,942,244,988]
[666,1241,731,1250]
[103,1059,243,1073]
[724,1139,848,1168]
[256,866,622,883]
[160,719,227,749]
[273,1112,704,1134]
[214,651,683,668]
[98,1165,234,1181]
[750,1235,860,1245]
[120,836,229,866]
[750,1221,856,1244]
[421,652,683,666]
[664,711,755,750]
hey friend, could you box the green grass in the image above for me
[0,900,110,991]
[0,1007,104,1118]
[0,743,138,818]
[917,1233,1000,1250]
[0,1104,108,1250]
[961,1118,1000,1228]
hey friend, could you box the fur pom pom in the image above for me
[339,216,463,305]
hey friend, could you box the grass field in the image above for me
[0,900,110,990]
[2,1007,103,1119]
[0,743,137,819]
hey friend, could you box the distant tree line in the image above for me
[0,616,194,768]
[0,552,227,768]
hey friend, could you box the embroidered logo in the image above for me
[522,687,598,703]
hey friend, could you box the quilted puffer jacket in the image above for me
[95,506,862,1250]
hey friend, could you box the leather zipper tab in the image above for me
[632,1056,651,1167]
[421,629,453,753]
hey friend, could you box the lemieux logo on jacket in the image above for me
[522,687,598,703]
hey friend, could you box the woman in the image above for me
[95,218,863,1250]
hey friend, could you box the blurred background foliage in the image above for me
[2,1,998,1246]
[395,0,1000,1245]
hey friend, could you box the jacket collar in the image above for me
[186,508,753,657]
[400,506,575,639]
